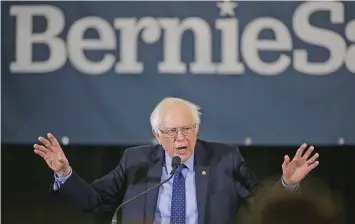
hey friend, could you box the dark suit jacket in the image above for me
[53,139,268,224]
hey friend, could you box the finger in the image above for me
[302,145,314,160]
[282,155,290,168]
[47,133,61,149]
[38,136,52,149]
[307,152,319,164]
[34,149,46,158]
[307,161,319,171]
[34,144,50,153]
[294,143,307,159]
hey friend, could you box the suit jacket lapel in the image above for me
[145,146,164,224]
[194,140,210,224]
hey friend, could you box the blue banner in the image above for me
[2,1,355,145]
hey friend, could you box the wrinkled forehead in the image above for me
[159,104,195,129]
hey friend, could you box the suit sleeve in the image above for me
[231,147,264,223]
[232,147,300,199]
[52,149,128,213]
[232,147,262,199]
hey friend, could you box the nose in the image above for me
[175,130,185,141]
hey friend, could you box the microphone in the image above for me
[111,156,182,224]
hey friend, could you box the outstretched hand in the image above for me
[34,133,71,177]
[282,143,319,185]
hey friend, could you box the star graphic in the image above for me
[217,0,238,17]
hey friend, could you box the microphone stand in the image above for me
[111,165,180,224]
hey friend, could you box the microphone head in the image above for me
[171,156,181,170]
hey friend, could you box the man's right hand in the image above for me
[34,133,71,177]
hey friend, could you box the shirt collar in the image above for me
[165,151,194,173]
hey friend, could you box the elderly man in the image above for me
[34,97,319,224]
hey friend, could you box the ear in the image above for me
[195,124,200,134]
[152,129,161,144]
[152,129,158,138]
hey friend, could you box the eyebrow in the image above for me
[165,125,193,129]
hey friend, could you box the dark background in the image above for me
[2,144,354,224]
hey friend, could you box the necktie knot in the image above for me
[175,164,186,175]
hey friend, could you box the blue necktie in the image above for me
[170,165,186,224]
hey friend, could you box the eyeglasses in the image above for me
[159,124,196,138]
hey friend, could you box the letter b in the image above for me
[10,5,66,73]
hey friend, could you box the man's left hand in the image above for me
[282,143,319,185]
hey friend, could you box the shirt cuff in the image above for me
[281,177,299,190]
[54,167,72,186]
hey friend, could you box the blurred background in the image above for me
[2,1,354,224]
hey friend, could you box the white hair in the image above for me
[150,97,201,133]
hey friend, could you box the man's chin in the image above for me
[169,149,192,161]
[177,153,191,162]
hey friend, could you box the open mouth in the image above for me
[176,146,187,154]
